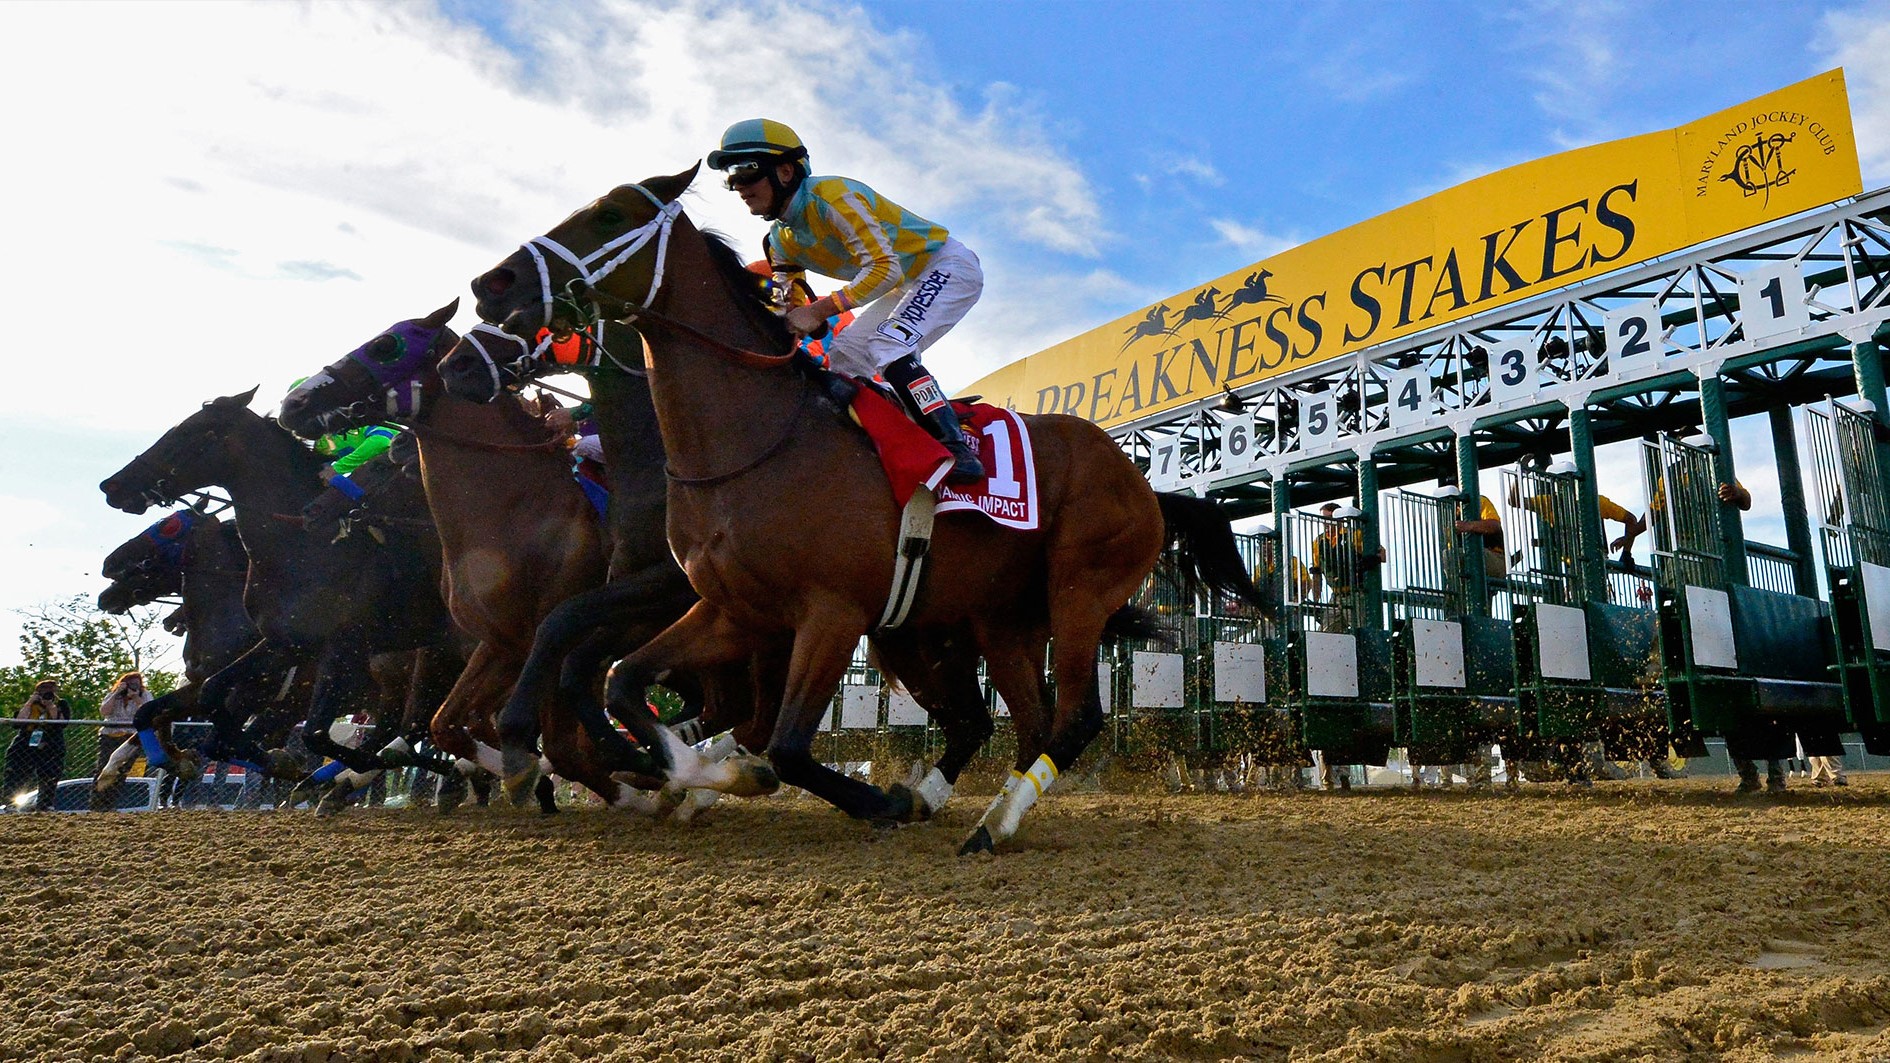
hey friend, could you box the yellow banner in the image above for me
[967,70,1861,429]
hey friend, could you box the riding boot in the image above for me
[882,355,984,484]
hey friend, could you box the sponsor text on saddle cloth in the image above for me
[849,386,1039,530]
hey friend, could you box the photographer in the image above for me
[4,679,72,811]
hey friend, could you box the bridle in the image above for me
[521,183,685,330]
[507,183,793,370]
[501,181,819,486]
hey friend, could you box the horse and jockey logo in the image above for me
[1119,270,1288,354]
[1719,131,1797,205]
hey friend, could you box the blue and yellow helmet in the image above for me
[708,119,808,171]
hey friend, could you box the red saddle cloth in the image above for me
[848,385,1039,531]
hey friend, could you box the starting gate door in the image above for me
[1807,398,1890,747]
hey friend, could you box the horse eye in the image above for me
[369,334,406,364]
[596,208,625,229]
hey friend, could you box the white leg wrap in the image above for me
[979,755,1057,843]
[914,766,953,814]
[453,757,479,777]
[334,768,382,792]
[976,770,1023,828]
[537,755,555,775]
[471,742,506,776]
[380,736,412,760]
[697,733,740,763]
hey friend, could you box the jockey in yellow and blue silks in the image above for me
[709,118,985,483]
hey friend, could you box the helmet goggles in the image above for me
[721,159,771,189]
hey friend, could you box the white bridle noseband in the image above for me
[520,182,684,328]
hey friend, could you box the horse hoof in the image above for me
[721,756,779,798]
[671,788,719,824]
[500,769,539,808]
[957,825,996,857]
[264,749,304,780]
[534,775,558,815]
[885,783,924,823]
[314,788,350,818]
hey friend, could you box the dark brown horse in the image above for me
[278,303,665,813]
[100,390,465,812]
[438,320,995,818]
[472,168,1262,852]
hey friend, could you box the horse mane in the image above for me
[698,228,794,354]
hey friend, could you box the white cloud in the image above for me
[0,0,1110,662]
[1817,6,1890,184]
[1494,0,1627,145]
[1207,218,1298,260]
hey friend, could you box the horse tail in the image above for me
[1102,604,1166,646]
[1155,491,1272,614]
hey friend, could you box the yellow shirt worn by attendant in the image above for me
[1523,492,1632,526]
[767,176,950,312]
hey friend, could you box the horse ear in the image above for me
[423,299,459,329]
[213,386,261,408]
[645,162,703,204]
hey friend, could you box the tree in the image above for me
[0,596,179,719]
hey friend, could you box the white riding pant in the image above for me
[825,237,982,379]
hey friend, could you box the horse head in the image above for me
[100,389,260,513]
[470,166,700,335]
[277,301,459,439]
[437,322,545,404]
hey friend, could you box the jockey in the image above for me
[312,422,399,502]
[709,118,985,483]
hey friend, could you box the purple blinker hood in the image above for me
[347,320,447,417]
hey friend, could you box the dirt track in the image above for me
[1,778,1888,1062]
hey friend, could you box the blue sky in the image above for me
[1,0,1887,668]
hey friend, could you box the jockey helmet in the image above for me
[710,119,808,220]
[708,118,807,172]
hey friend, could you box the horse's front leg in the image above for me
[764,601,913,825]
[601,601,777,798]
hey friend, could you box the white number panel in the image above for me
[1298,390,1338,450]
[1487,341,1536,404]
[1603,300,1663,375]
[1385,365,1430,431]
[1737,261,1810,342]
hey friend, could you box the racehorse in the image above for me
[93,509,328,809]
[99,390,465,812]
[278,303,669,813]
[439,320,995,817]
[469,166,1266,853]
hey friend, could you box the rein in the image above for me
[665,373,813,487]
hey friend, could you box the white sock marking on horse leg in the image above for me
[656,727,712,786]
[671,788,720,822]
[608,783,661,815]
[697,732,740,763]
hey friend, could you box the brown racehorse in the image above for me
[471,167,1262,853]
[278,302,665,813]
